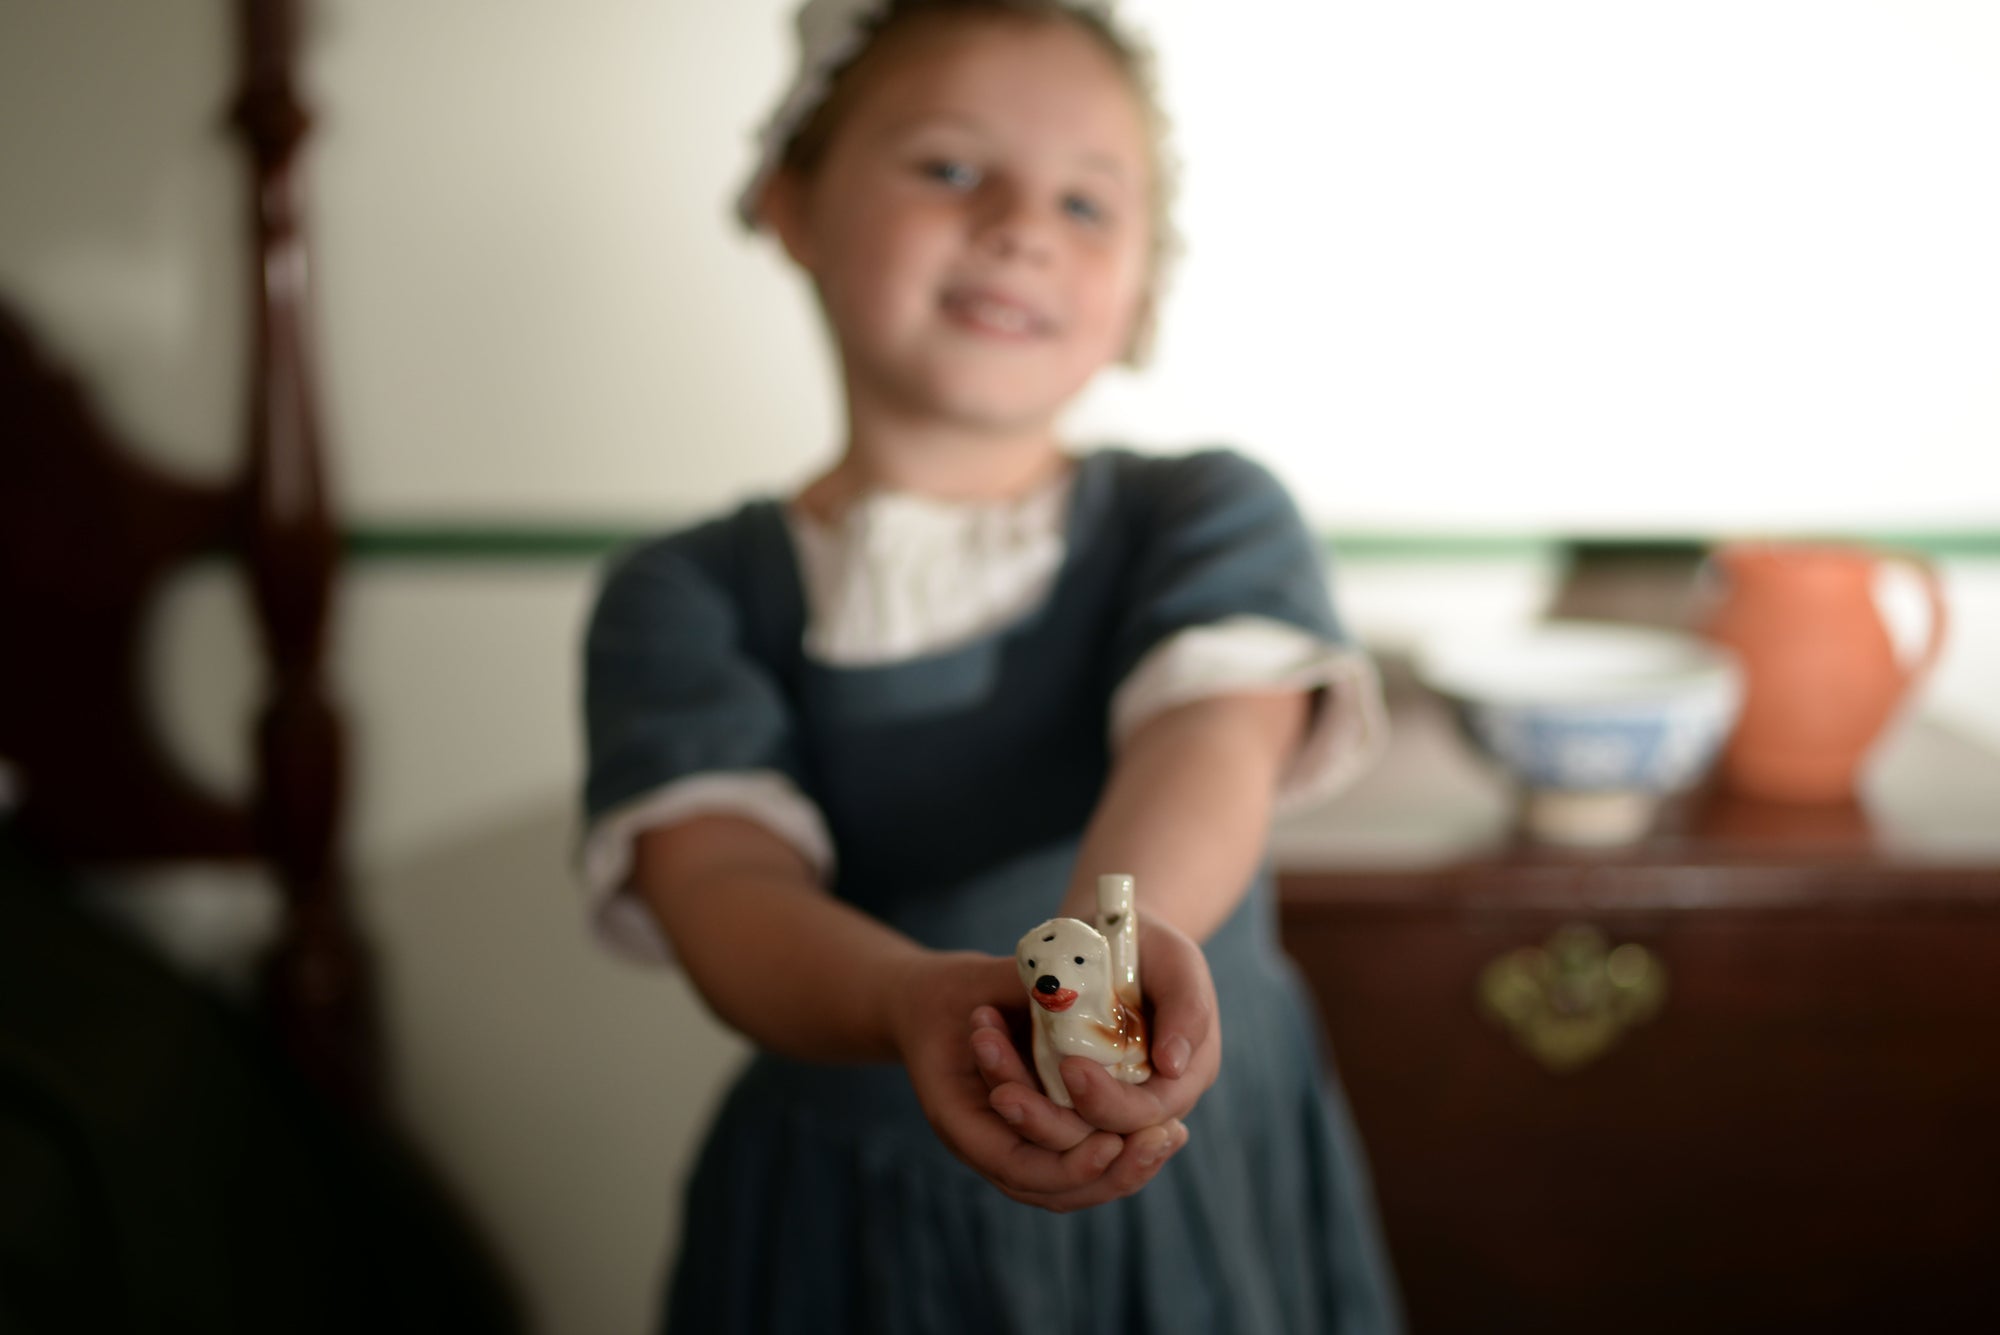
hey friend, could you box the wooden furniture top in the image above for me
[1272,656,2000,910]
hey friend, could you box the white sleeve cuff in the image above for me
[578,770,836,965]
[1109,616,1390,816]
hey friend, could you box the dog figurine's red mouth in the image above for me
[1033,988,1079,1013]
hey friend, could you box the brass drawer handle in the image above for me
[1478,925,1667,1073]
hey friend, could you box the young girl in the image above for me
[580,1,1402,1329]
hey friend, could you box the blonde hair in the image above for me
[774,0,1180,366]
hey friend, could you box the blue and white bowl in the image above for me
[1414,622,1743,844]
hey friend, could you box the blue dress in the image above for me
[583,449,1404,1334]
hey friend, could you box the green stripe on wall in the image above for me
[341,523,2000,565]
[344,526,637,562]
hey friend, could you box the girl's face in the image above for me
[769,15,1155,442]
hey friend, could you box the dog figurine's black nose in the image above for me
[1036,975,1062,995]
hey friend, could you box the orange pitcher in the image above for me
[1703,543,1948,803]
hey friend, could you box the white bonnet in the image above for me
[734,0,1128,230]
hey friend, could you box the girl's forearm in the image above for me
[1060,691,1309,941]
[633,690,1304,1057]
[633,817,928,1063]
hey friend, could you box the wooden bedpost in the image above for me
[231,0,379,1112]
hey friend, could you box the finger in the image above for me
[968,1006,1034,1093]
[1138,923,1218,1083]
[932,1048,1130,1197]
[967,956,1032,1010]
[970,1006,1106,1150]
[987,1080,1096,1152]
[984,1127,1127,1197]
[1059,1056,1176,1134]
[968,1013,1102,1151]
[1005,1119,1190,1214]
[901,955,1121,1204]
[1096,1118,1189,1194]
[923,1060,1110,1195]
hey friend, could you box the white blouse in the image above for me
[582,475,1387,964]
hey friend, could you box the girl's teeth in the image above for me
[957,297,1034,333]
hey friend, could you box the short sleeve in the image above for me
[579,539,831,962]
[1106,450,1388,811]
[1108,450,1347,681]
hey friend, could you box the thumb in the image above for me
[1139,921,1216,1081]
[964,951,1027,1010]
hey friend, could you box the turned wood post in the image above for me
[231,0,378,1111]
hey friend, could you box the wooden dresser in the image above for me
[1274,660,2000,1334]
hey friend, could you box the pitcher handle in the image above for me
[1888,555,1950,686]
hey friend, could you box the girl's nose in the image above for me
[973,184,1054,263]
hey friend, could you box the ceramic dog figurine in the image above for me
[1015,874,1150,1108]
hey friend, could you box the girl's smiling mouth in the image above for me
[941,287,1052,339]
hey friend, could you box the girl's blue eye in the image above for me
[922,159,981,190]
[1062,193,1106,225]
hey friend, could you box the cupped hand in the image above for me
[975,916,1221,1139]
[890,949,1187,1213]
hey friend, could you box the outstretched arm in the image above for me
[977,689,1310,1146]
[1060,688,1309,940]
[633,815,920,1064]
[630,815,1184,1210]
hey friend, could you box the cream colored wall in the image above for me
[314,0,2000,529]
[10,0,2000,519]
[342,568,745,1334]
[4,3,1999,1334]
